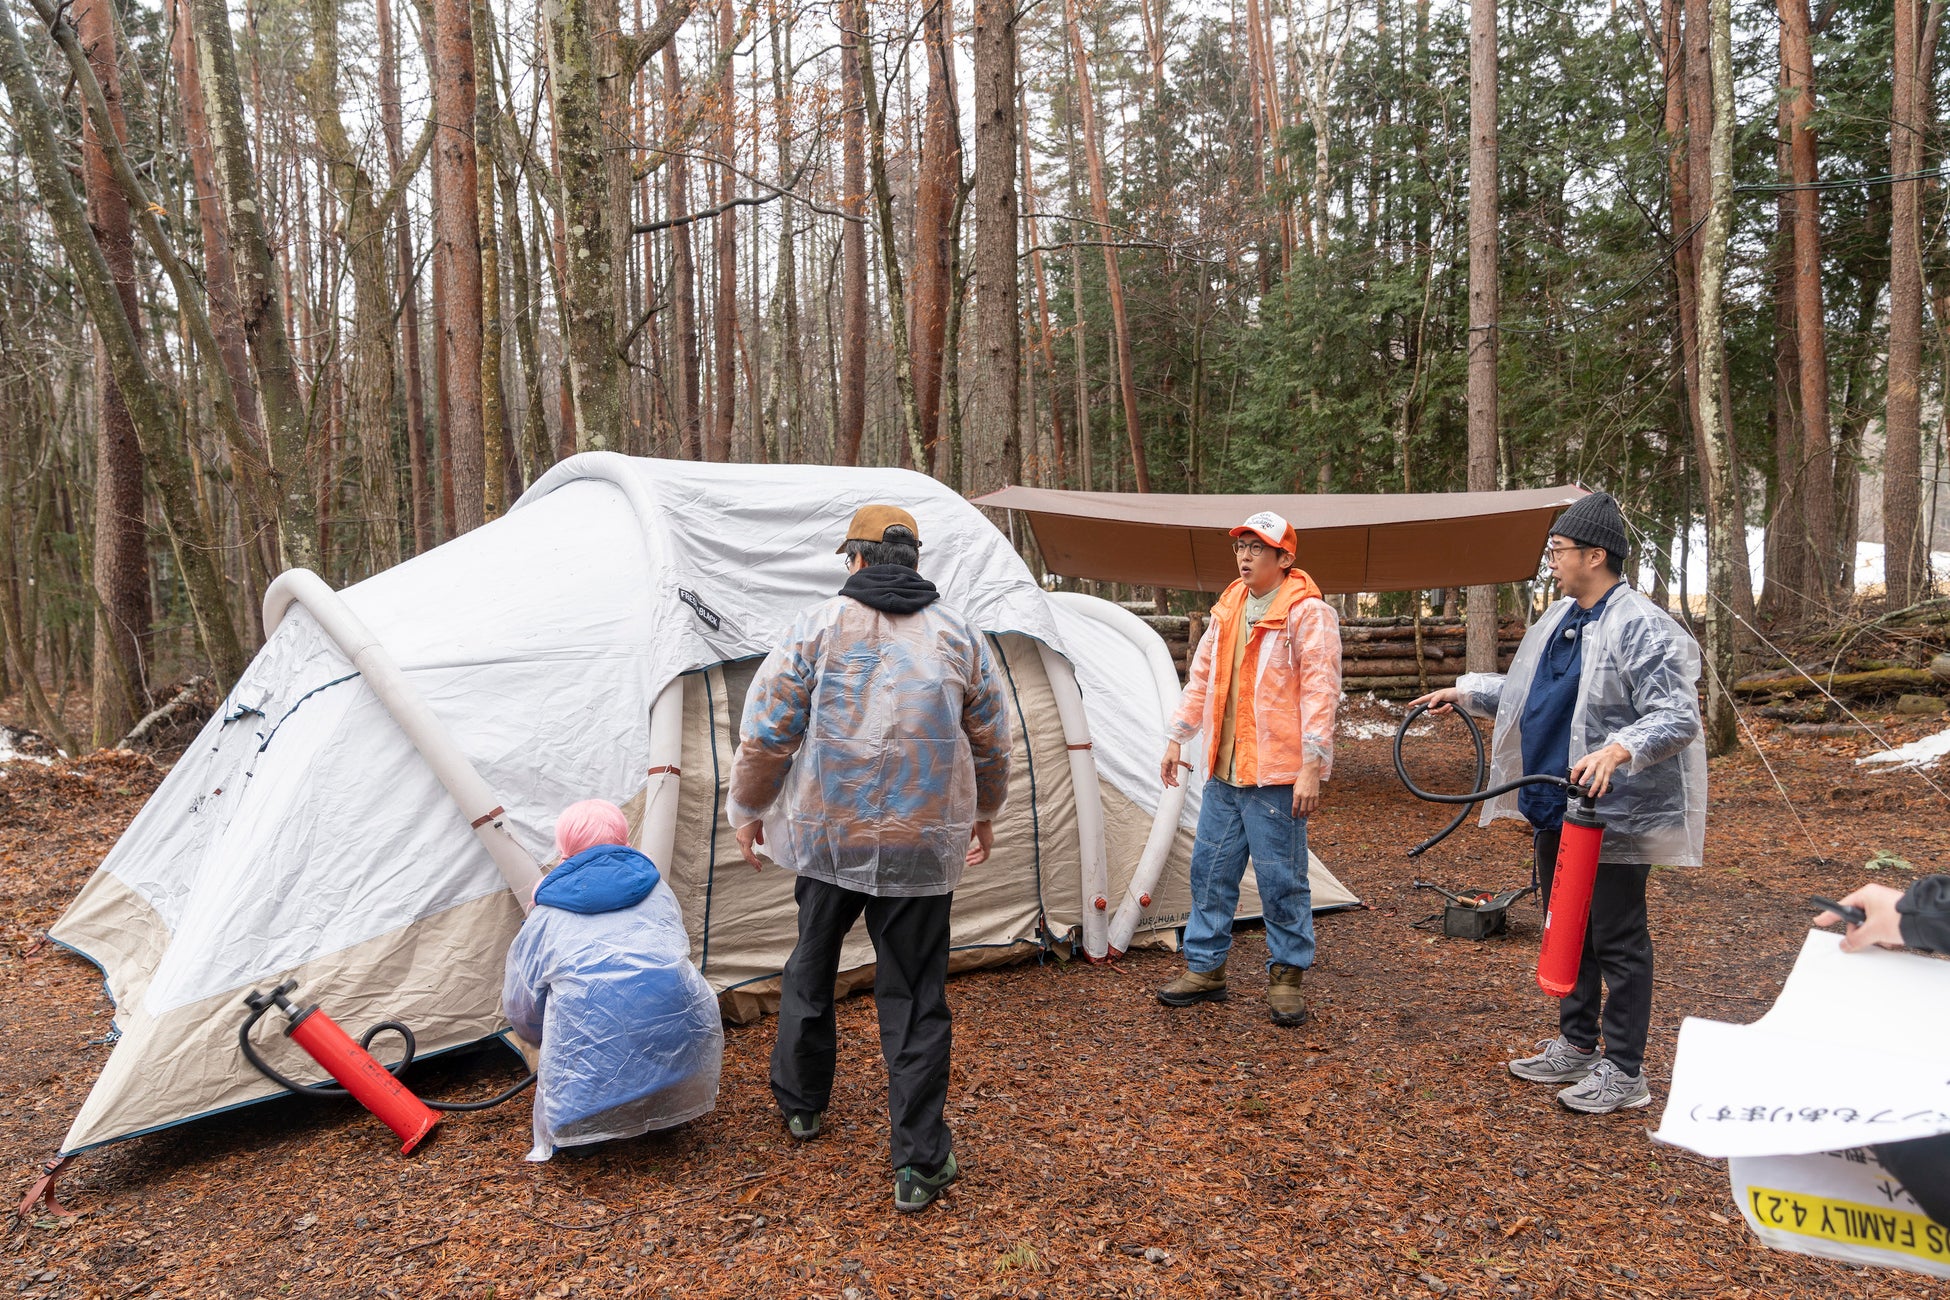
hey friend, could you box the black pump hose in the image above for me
[1392,703,1588,858]
[238,1003,535,1111]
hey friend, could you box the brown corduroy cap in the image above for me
[835,504,922,553]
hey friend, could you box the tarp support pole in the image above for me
[262,569,543,909]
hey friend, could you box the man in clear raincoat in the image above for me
[727,504,1011,1213]
[1413,491,1705,1115]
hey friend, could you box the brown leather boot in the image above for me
[1267,964,1308,1027]
[1156,964,1228,1006]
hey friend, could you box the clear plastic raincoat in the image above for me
[1456,586,1706,865]
[503,844,724,1161]
[727,593,1011,897]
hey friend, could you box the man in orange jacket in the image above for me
[1156,511,1342,1026]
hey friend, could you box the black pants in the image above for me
[769,875,954,1172]
[1535,825,1654,1077]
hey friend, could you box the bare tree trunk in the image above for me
[377,0,434,554]
[493,79,552,487]
[909,0,959,474]
[970,0,1021,497]
[544,0,645,451]
[1696,0,1740,755]
[941,176,973,486]
[187,0,319,571]
[1018,76,1065,484]
[1063,91,1094,490]
[1764,98,1805,618]
[1781,0,1835,606]
[1682,0,1753,623]
[766,0,807,462]
[1063,0,1149,491]
[77,0,150,742]
[1667,0,1703,471]
[432,236,457,534]
[660,42,703,459]
[837,0,869,465]
[858,0,924,465]
[1465,0,1498,673]
[542,101,579,465]
[170,0,263,496]
[1886,0,1928,605]
[472,0,506,515]
[710,0,738,461]
[1245,0,1292,263]
[433,0,486,529]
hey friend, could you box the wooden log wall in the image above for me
[1139,613,1523,696]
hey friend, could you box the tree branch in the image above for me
[623,0,699,79]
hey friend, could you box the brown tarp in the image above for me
[972,485,1589,593]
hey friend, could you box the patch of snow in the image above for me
[1856,725,1950,772]
[1851,541,1950,593]
[0,744,54,767]
[0,726,59,768]
[1342,717,1435,741]
[1338,692,1436,741]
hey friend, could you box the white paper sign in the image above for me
[1652,930,1950,1158]
[1731,1148,1950,1279]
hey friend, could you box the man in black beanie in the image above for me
[1413,490,1705,1114]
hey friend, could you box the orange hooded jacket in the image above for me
[1168,569,1343,785]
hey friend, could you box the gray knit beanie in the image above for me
[1553,491,1628,560]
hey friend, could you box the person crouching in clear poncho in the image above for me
[503,799,724,1161]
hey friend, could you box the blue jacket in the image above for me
[503,844,723,1159]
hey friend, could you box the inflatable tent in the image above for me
[47,455,1355,1156]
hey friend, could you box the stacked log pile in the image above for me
[1729,599,1948,719]
[1337,616,1521,695]
[1140,613,1521,696]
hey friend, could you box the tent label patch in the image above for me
[1745,1185,1950,1266]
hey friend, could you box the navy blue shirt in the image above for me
[1518,585,1618,829]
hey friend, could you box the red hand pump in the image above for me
[242,981,440,1153]
[1536,794,1603,997]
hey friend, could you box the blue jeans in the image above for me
[1182,778,1315,973]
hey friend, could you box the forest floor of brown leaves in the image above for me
[4,691,1950,1300]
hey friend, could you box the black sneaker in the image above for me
[893,1151,960,1212]
[784,1110,823,1141]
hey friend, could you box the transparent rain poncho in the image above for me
[727,595,1012,897]
[1456,585,1706,865]
[503,858,724,1161]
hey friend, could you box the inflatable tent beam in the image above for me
[639,678,684,874]
[1048,593,1191,956]
[262,569,544,908]
[1034,642,1110,960]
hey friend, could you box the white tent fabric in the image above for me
[48,455,1354,1157]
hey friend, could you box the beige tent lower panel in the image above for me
[60,887,523,1155]
[49,867,174,1021]
[717,939,1046,1025]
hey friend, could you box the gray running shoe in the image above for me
[1508,1035,1599,1083]
[1556,1058,1652,1114]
